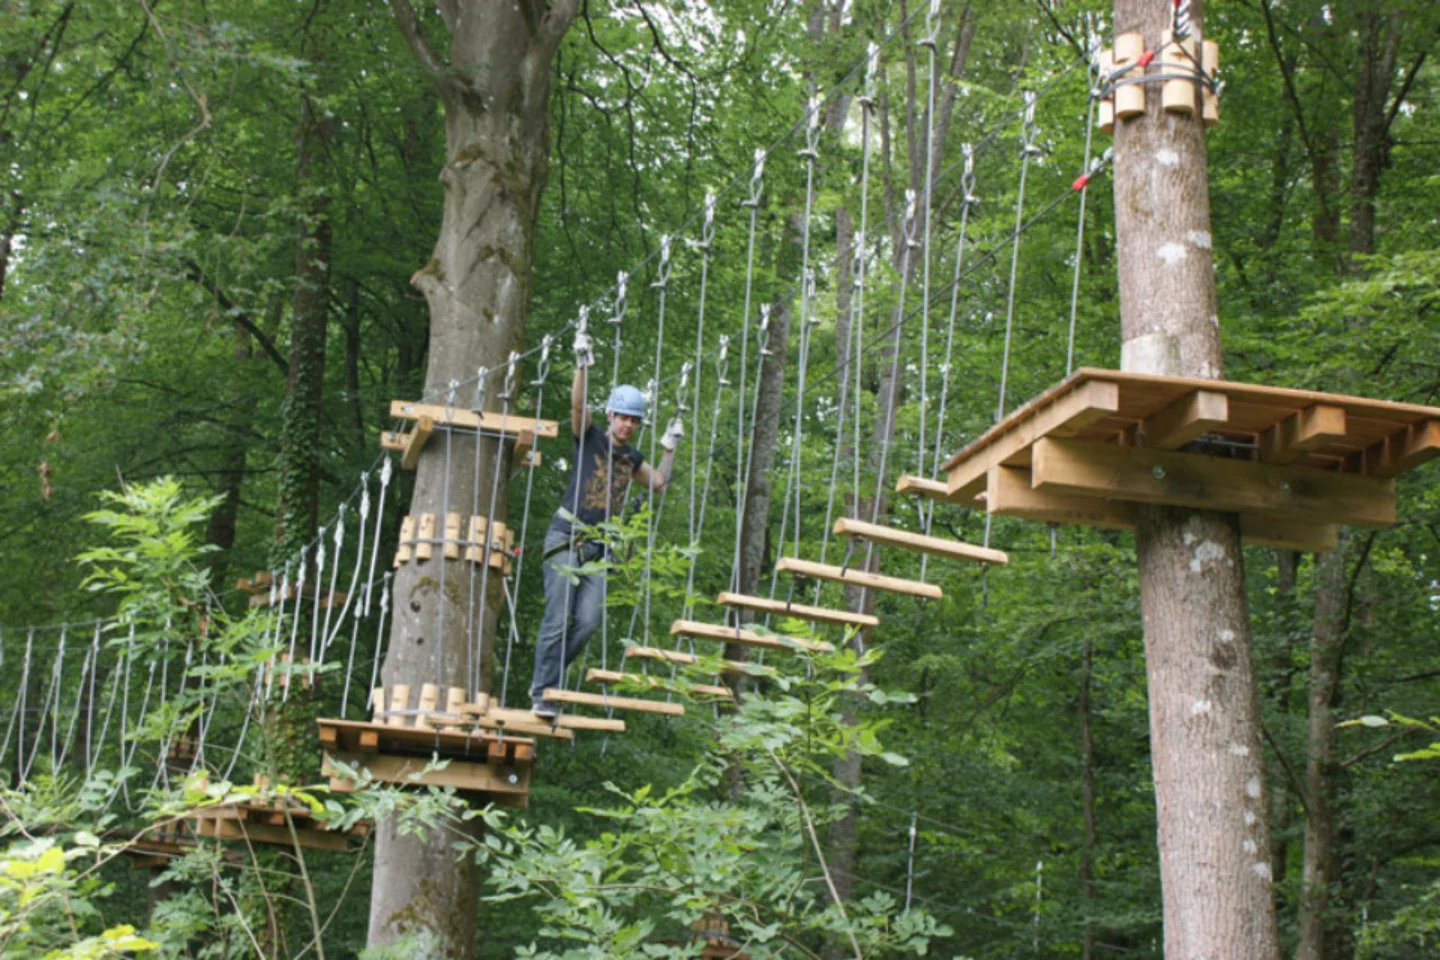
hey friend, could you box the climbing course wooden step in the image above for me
[774,557,943,600]
[586,669,734,702]
[669,619,834,654]
[716,592,878,629]
[932,369,1440,550]
[832,517,1009,565]
[623,646,769,677]
[542,688,685,717]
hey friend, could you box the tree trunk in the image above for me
[1079,633,1098,960]
[204,322,255,589]
[1347,8,1401,267]
[367,1,576,955]
[1295,535,1351,960]
[273,85,333,563]
[1111,2,1280,958]
[1268,549,1299,905]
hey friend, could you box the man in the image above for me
[529,329,681,719]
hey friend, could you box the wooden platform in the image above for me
[318,718,534,808]
[121,822,201,869]
[832,517,1009,565]
[669,619,835,654]
[775,557,943,600]
[926,369,1440,550]
[586,669,734,701]
[188,790,370,853]
[717,592,878,629]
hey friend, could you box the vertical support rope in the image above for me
[475,352,518,701]
[0,629,33,770]
[317,505,346,661]
[985,91,1040,558]
[682,195,716,620]
[852,45,879,523]
[639,236,673,644]
[919,144,978,581]
[729,150,766,594]
[916,0,942,482]
[499,337,551,708]
[283,550,306,701]
[434,378,461,700]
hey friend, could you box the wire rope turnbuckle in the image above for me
[798,95,822,163]
[652,235,672,292]
[715,334,732,387]
[918,0,941,50]
[1095,20,1220,134]
[1020,91,1044,159]
[742,148,766,209]
[675,361,693,413]
[497,351,521,404]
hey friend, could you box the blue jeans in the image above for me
[529,529,605,704]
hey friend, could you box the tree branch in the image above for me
[386,0,448,80]
[182,259,289,374]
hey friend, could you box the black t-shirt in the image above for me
[550,424,644,536]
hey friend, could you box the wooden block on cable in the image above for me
[669,619,834,654]
[716,592,878,629]
[390,400,559,439]
[543,687,680,717]
[586,669,734,702]
[832,517,1008,566]
[775,557,943,600]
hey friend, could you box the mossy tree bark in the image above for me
[367,1,577,955]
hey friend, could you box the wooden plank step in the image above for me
[716,592,878,629]
[669,619,834,653]
[774,557,943,600]
[542,688,684,716]
[832,517,1008,565]
[586,669,734,701]
[390,400,559,439]
[487,705,625,733]
[624,647,757,675]
[895,475,978,504]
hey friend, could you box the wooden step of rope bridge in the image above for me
[716,592,878,629]
[919,369,1440,551]
[586,669,735,702]
[669,619,835,654]
[185,775,370,852]
[623,646,774,677]
[541,688,685,716]
[831,518,1009,566]
[774,557,943,600]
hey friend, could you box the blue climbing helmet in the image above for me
[606,384,646,418]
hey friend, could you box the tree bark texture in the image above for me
[273,85,333,563]
[1268,549,1298,906]
[1112,1,1280,957]
[1079,633,1098,960]
[368,1,576,955]
[1294,534,1350,960]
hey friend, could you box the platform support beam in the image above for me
[1111,0,1280,956]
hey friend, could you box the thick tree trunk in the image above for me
[1111,2,1280,958]
[367,2,575,955]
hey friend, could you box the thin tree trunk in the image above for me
[1269,549,1298,904]
[1079,633,1098,960]
[367,1,576,954]
[1295,535,1350,960]
[1112,2,1280,958]
[345,276,366,451]
[203,322,254,589]
[273,86,334,562]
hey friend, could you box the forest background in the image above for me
[2,0,1439,957]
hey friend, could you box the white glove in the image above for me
[572,331,594,369]
[659,416,684,452]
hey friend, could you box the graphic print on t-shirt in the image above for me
[581,447,635,520]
